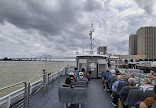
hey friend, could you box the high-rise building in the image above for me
[129,26,156,59]
[129,34,137,55]
[137,27,156,59]
[97,46,107,55]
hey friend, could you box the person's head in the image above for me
[111,69,116,75]
[74,68,77,71]
[153,85,156,100]
[82,68,85,72]
[106,70,110,73]
[69,72,74,79]
[143,78,151,85]
[117,75,123,80]
[128,78,135,86]
[79,72,84,78]
[65,77,71,85]
[128,73,134,78]
[151,71,154,75]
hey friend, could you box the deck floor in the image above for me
[26,76,115,108]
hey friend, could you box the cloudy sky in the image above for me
[0,0,156,58]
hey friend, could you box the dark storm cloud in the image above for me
[0,0,80,36]
[0,0,101,36]
[0,0,102,55]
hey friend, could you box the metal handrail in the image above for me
[0,81,28,108]
[0,66,67,108]
[29,75,43,83]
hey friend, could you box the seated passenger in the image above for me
[128,73,134,78]
[120,71,128,81]
[104,70,111,80]
[103,70,111,88]
[140,78,154,92]
[64,77,73,88]
[77,72,89,84]
[111,75,124,106]
[104,69,114,91]
[69,72,77,81]
[140,85,156,108]
[112,75,124,93]
[108,69,116,86]
[120,78,136,102]
[149,71,155,83]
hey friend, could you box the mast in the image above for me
[89,24,94,54]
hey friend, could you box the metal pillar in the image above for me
[24,82,29,108]
[43,69,48,92]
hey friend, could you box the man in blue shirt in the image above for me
[111,75,127,106]
[77,72,89,84]
[108,69,116,86]
[104,70,111,80]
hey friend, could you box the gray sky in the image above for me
[0,0,156,58]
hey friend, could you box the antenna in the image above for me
[89,24,94,54]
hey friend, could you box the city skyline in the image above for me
[0,0,156,58]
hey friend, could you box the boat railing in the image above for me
[0,82,28,108]
[0,65,73,108]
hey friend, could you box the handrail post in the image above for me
[7,96,10,108]
[58,70,60,84]
[23,82,28,108]
[43,69,48,92]
[27,83,31,107]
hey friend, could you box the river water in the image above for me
[0,61,75,97]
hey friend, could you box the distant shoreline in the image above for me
[0,59,76,62]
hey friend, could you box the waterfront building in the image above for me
[129,34,137,55]
[129,26,156,59]
[97,46,107,55]
[137,26,156,59]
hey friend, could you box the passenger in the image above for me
[120,71,128,82]
[111,75,124,106]
[112,75,124,93]
[77,72,89,84]
[64,77,73,106]
[120,71,126,78]
[120,78,136,103]
[64,77,73,87]
[140,78,154,92]
[104,69,112,90]
[108,69,116,86]
[149,71,155,82]
[104,70,111,80]
[140,85,156,108]
[72,68,79,76]
[128,73,134,78]
[69,72,76,81]
[81,68,86,73]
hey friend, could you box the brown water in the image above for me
[0,61,75,97]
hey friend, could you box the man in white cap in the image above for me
[77,72,89,84]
